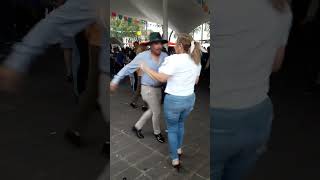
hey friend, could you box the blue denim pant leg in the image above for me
[164,94,195,161]
[210,98,273,180]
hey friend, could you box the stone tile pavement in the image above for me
[110,82,210,180]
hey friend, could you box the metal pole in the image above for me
[163,0,168,45]
[169,30,173,42]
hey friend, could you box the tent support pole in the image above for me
[163,0,168,46]
[169,30,173,42]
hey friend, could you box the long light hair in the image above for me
[270,0,289,12]
[176,33,201,65]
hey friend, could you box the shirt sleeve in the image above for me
[111,54,142,84]
[159,57,176,75]
[2,0,96,73]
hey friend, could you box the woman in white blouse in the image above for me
[140,34,202,171]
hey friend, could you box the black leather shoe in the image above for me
[64,129,83,147]
[173,163,181,172]
[65,75,73,83]
[132,126,144,139]
[130,103,138,109]
[141,106,148,112]
[154,133,165,143]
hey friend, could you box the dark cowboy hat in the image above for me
[147,32,168,45]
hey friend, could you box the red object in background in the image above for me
[111,12,116,17]
[168,42,176,47]
[139,41,149,46]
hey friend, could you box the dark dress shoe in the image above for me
[154,133,165,143]
[64,129,84,147]
[141,106,148,112]
[173,163,181,172]
[101,141,110,158]
[130,103,138,109]
[132,126,144,139]
[65,75,73,83]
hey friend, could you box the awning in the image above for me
[110,0,210,33]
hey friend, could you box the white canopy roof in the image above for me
[110,0,209,33]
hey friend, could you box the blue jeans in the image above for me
[211,98,273,180]
[164,93,196,160]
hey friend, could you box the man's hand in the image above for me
[0,66,22,92]
[110,82,118,93]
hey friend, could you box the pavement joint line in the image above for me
[134,173,152,180]
[160,172,172,180]
[111,137,137,155]
[111,147,157,178]
[111,130,122,139]
[137,155,169,173]
[112,127,167,158]
[110,157,121,166]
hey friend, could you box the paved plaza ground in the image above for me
[110,80,210,180]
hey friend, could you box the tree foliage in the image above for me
[110,18,145,40]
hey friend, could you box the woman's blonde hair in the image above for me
[270,0,289,12]
[176,33,201,65]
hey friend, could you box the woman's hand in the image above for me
[139,61,148,72]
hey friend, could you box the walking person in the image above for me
[211,0,292,179]
[140,33,202,171]
[110,32,167,143]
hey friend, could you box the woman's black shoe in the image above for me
[132,126,144,139]
[130,103,138,109]
[173,164,181,172]
[154,133,165,143]
[64,129,83,147]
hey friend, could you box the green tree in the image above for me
[110,18,145,40]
